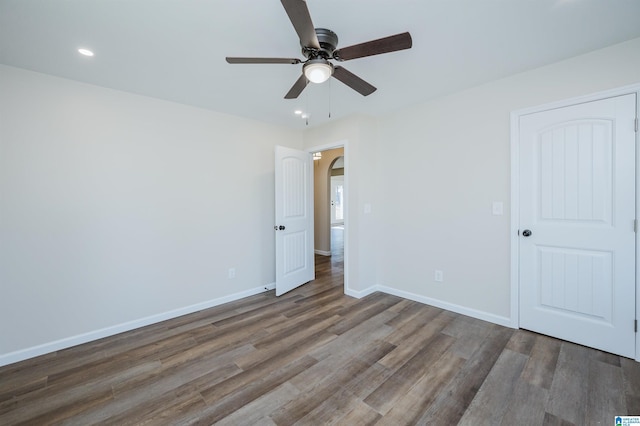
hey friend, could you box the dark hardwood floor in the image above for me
[1,226,639,425]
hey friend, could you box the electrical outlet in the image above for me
[228,268,236,279]
[434,270,444,282]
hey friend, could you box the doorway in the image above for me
[312,147,346,281]
[329,156,344,270]
[330,157,344,226]
[274,144,346,296]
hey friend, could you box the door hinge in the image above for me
[635,219,638,233]
[635,319,637,333]
[635,117,638,132]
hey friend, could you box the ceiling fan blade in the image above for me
[332,66,376,96]
[281,0,320,49]
[333,32,412,61]
[284,74,308,99]
[226,57,301,64]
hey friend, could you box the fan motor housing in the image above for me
[302,28,338,59]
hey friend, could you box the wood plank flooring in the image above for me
[1,227,639,425]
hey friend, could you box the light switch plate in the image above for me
[492,201,504,216]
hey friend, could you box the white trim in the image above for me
[307,140,348,153]
[510,82,640,361]
[377,285,513,328]
[343,142,350,298]
[331,283,513,327]
[0,283,275,367]
[514,82,640,117]
[636,90,640,363]
[314,249,331,256]
[509,110,521,330]
[344,285,379,299]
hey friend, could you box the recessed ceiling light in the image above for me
[294,110,302,115]
[78,48,94,57]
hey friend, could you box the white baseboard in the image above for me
[314,249,331,256]
[0,283,276,368]
[1,281,514,367]
[344,285,379,299]
[376,285,513,328]
[347,284,513,328]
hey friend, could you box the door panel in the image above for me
[275,146,314,296]
[283,231,308,274]
[519,94,636,358]
[536,246,612,321]
[538,121,612,223]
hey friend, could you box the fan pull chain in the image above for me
[305,87,309,126]
[328,78,332,119]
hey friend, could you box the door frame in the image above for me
[510,83,640,361]
[307,140,349,293]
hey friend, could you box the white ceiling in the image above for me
[1,0,639,129]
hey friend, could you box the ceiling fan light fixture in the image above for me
[78,48,94,57]
[226,1,412,99]
[303,59,333,84]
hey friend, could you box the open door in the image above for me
[275,145,315,296]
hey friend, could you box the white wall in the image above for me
[375,37,640,321]
[3,36,640,365]
[0,65,302,364]
[303,115,379,295]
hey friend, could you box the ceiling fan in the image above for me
[226,0,413,99]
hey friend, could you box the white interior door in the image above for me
[275,145,314,296]
[519,94,636,358]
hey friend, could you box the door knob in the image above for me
[522,229,532,237]
[279,225,285,230]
